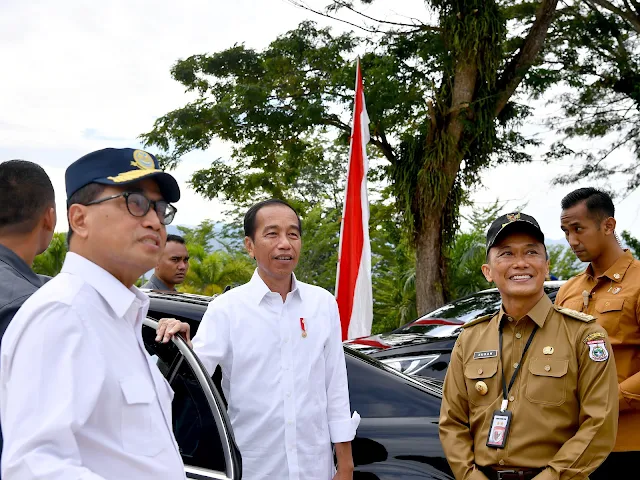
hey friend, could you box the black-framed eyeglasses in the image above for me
[84,192,177,225]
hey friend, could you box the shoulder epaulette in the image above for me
[554,305,595,323]
[462,313,496,329]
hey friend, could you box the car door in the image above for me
[141,318,242,480]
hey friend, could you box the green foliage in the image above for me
[294,200,418,334]
[32,233,67,277]
[445,202,502,299]
[181,249,254,296]
[546,244,584,279]
[177,220,220,254]
[142,0,559,312]
[622,230,640,258]
[369,202,418,332]
[176,221,254,295]
[295,205,341,291]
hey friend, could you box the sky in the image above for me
[1,0,639,244]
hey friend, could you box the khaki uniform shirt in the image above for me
[439,294,618,480]
[555,250,640,452]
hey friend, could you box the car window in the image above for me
[142,320,240,480]
[396,287,560,335]
[396,292,502,334]
[423,291,502,322]
[396,323,464,337]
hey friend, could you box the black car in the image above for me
[143,290,454,479]
[345,282,564,380]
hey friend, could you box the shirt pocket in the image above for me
[119,376,163,457]
[525,357,569,406]
[595,298,624,336]
[464,359,499,406]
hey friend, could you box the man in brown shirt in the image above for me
[440,212,618,480]
[555,187,640,479]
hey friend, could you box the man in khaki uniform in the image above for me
[439,212,618,480]
[555,187,640,479]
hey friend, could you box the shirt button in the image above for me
[509,396,515,402]
[478,368,483,375]
[286,392,291,397]
[545,365,551,372]
[515,332,522,339]
[513,363,519,369]
[507,317,513,322]
[284,338,289,343]
[499,460,505,466]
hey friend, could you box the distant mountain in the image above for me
[545,238,567,247]
[166,223,227,252]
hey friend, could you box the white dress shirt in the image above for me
[192,270,358,480]
[0,253,185,480]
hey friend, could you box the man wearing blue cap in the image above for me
[0,148,189,479]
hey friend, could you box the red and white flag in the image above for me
[335,59,373,341]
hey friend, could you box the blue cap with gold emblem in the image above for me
[65,148,180,203]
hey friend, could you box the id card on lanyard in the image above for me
[486,322,538,449]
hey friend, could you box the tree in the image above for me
[544,1,640,193]
[176,221,255,295]
[547,244,584,279]
[445,203,503,299]
[142,0,561,313]
[294,200,418,333]
[180,249,255,296]
[621,230,640,257]
[32,232,67,277]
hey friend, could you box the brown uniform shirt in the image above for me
[439,294,618,480]
[555,250,640,452]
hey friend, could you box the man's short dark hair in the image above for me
[243,199,302,240]
[66,183,105,245]
[0,160,55,235]
[166,234,185,245]
[561,187,615,222]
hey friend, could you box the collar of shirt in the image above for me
[0,243,42,287]
[247,268,303,305]
[61,252,149,319]
[497,293,553,329]
[585,249,634,283]
[148,274,174,291]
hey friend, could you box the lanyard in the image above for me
[498,322,538,412]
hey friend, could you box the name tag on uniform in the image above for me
[473,350,497,359]
[486,410,512,449]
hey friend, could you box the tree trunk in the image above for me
[415,211,445,315]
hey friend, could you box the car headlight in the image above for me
[380,354,441,376]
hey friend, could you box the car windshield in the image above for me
[395,285,561,337]
[395,291,503,336]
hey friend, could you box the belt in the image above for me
[479,466,544,480]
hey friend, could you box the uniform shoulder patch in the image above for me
[554,305,596,323]
[583,331,609,362]
[462,313,496,329]
[583,331,606,344]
